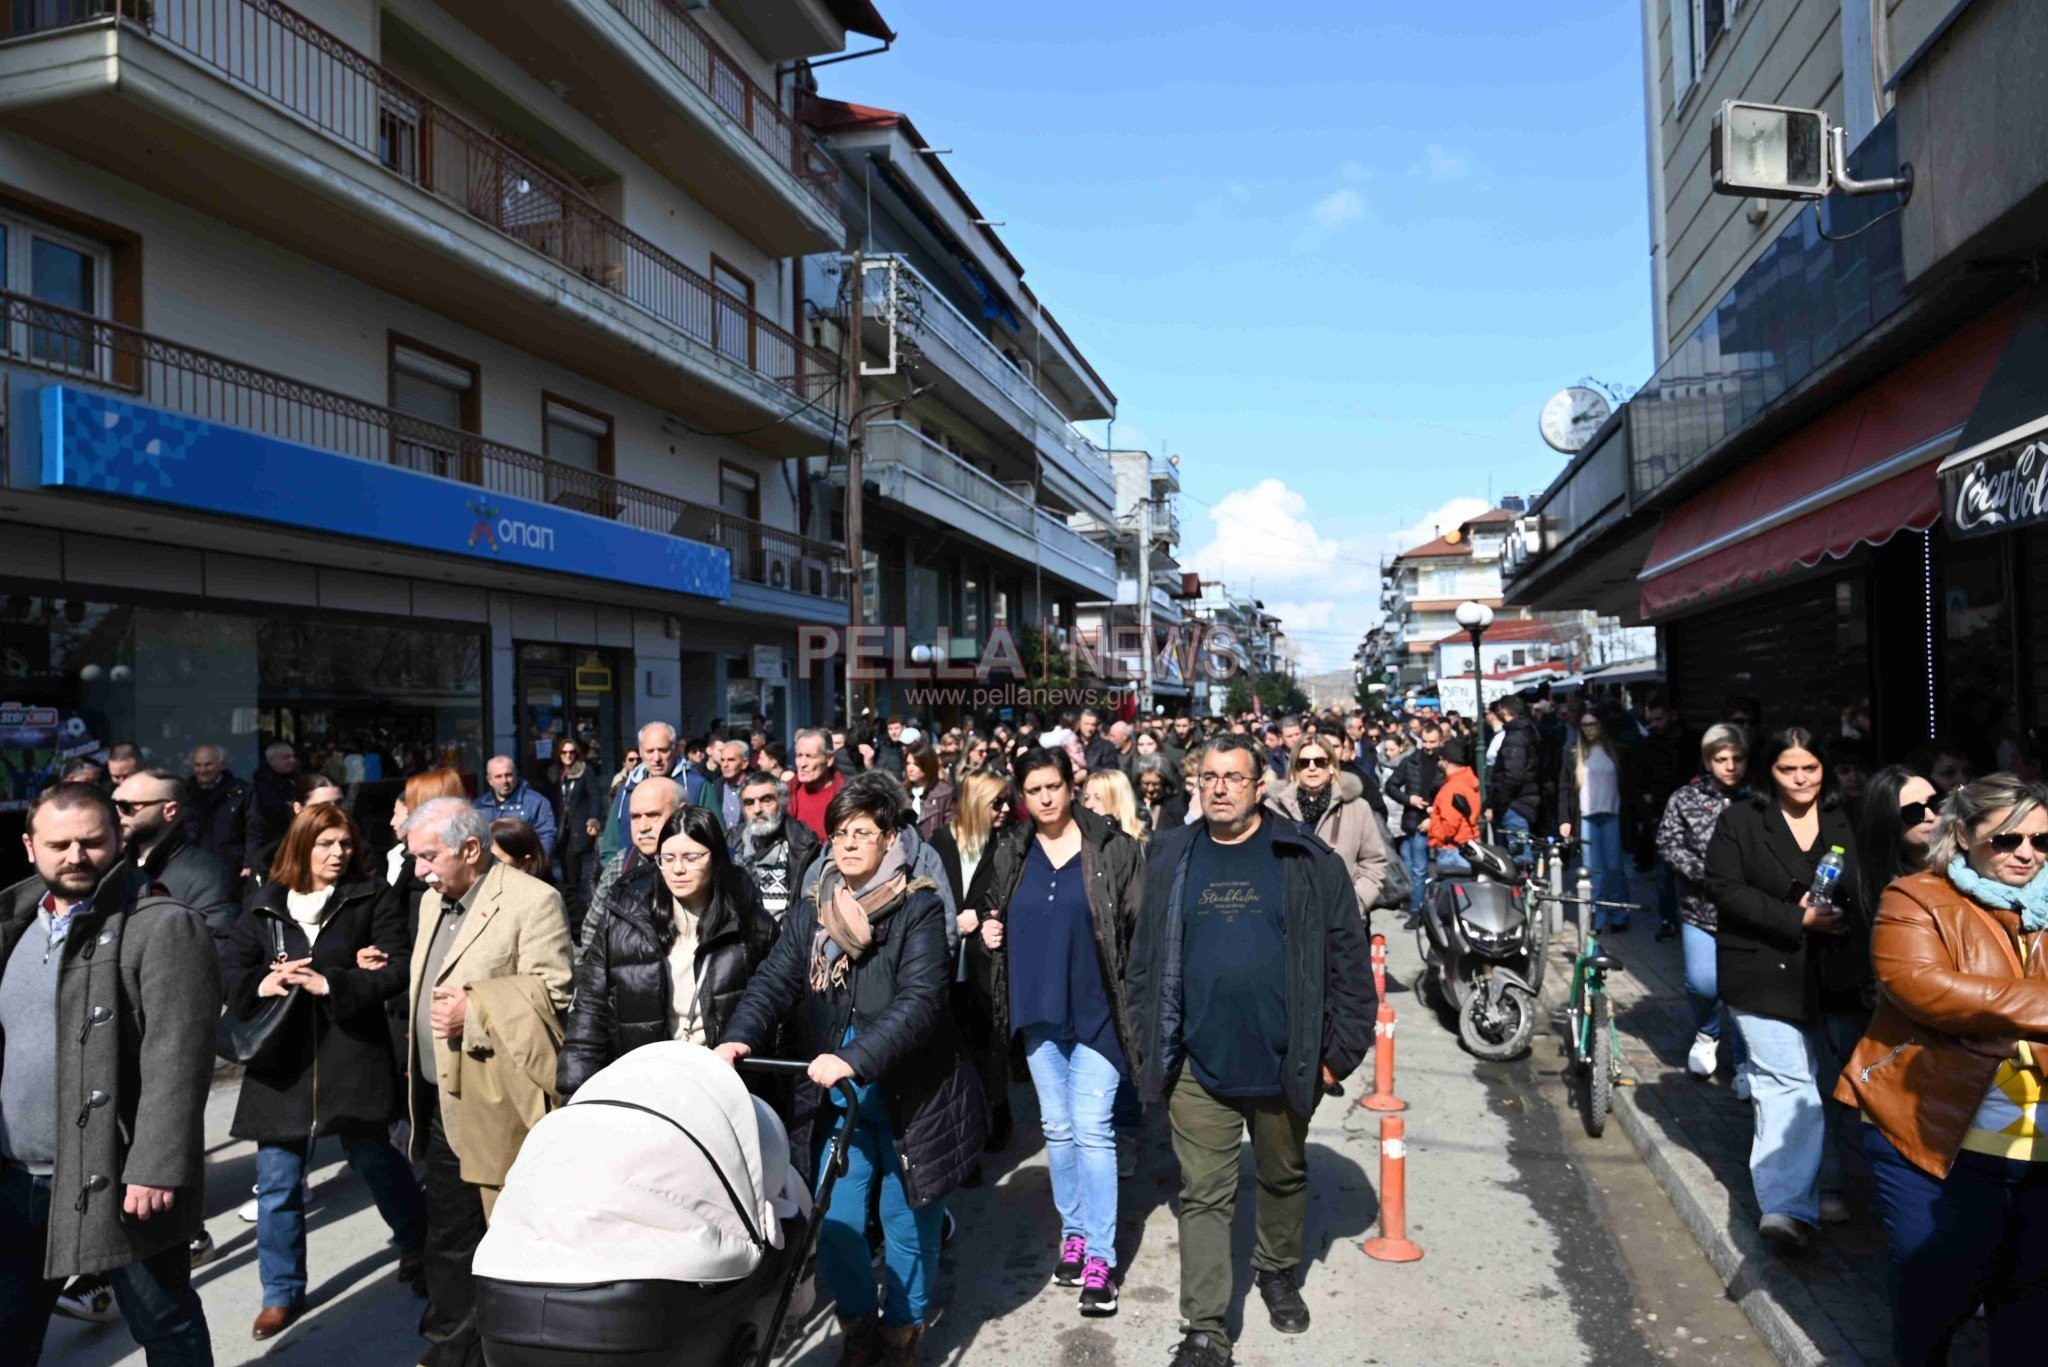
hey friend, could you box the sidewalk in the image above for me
[1541,882,1987,1366]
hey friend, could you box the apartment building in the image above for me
[1073,448,1190,714]
[799,96,1122,722]
[1509,0,2048,758]
[0,0,888,869]
[1378,507,1520,691]
[1186,584,1281,716]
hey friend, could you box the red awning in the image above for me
[1639,297,2024,618]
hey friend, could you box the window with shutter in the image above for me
[389,341,476,479]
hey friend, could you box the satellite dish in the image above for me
[1539,386,1612,455]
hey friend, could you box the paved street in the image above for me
[46,928,1771,1367]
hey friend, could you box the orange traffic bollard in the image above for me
[1361,1002,1407,1112]
[1362,1115,1424,1263]
[1370,933,1389,999]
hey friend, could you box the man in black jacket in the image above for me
[182,744,259,885]
[1383,724,1444,916]
[1126,733,1375,1367]
[727,773,820,923]
[112,770,239,944]
[1489,695,1544,841]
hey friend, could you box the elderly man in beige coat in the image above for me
[401,797,571,1367]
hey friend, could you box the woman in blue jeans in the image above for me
[1704,726,1871,1254]
[220,805,424,1341]
[971,746,1144,1317]
[1836,772,2048,1365]
[1655,724,1751,1091]
[1557,710,1637,931]
[718,776,984,1366]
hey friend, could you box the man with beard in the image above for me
[111,770,239,943]
[0,783,218,1362]
[727,772,819,922]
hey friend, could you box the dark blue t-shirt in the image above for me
[1007,839,1125,1073]
[1181,819,1288,1097]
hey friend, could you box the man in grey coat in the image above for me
[0,781,219,1363]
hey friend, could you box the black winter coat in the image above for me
[140,835,239,947]
[1556,740,1646,852]
[966,808,1144,1089]
[1125,818,1377,1119]
[220,878,412,1144]
[1384,746,1443,835]
[184,773,260,880]
[549,764,607,855]
[731,817,822,920]
[1704,798,1870,1024]
[720,881,983,1208]
[557,868,777,1096]
[1491,719,1544,822]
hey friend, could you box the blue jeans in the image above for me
[1398,830,1430,912]
[1021,1028,1121,1268]
[1679,924,1747,1064]
[1434,847,1471,876]
[256,1130,426,1309]
[0,1163,212,1365]
[817,1084,943,1327]
[1864,1125,2048,1366]
[1728,1008,1862,1223]
[1579,813,1627,927]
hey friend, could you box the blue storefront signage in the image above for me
[37,385,731,599]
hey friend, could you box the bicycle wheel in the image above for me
[1585,991,1614,1138]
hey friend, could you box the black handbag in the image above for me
[217,918,303,1070]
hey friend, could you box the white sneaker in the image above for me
[1686,1031,1718,1078]
[52,1275,118,1324]
[1732,1066,1753,1102]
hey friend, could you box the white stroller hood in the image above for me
[474,1043,788,1286]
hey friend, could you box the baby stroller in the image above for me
[474,1044,856,1367]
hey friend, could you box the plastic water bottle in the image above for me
[1809,846,1847,908]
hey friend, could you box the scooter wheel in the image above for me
[1459,984,1535,1062]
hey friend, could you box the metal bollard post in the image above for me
[1361,1002,1406,1112]
[1362,1115,1424,1263]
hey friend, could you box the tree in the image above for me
[1223,670,1309,718]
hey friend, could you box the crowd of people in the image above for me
[13,689,2039,1366]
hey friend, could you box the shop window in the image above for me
[712,258,754,367]
[389,337,479,480]
[0,210,111,375]
[542,395,612,514]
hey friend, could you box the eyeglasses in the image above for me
[831,826,886,849]
[1295,756,1331,771]
[1198,771,1253,790]
[113,799,168,816]
[1898,801,1933,828]
[1985,832,2048,855]
[655,850,710,870]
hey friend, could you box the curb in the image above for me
[1538,937,1863,1367]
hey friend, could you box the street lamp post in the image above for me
[1454,600,1495,830]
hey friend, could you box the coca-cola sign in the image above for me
[1943,438,2048,538]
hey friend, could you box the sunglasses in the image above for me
[1296,756,1332,770]
[1985,832,2048,855]
[1898,801,1933,828]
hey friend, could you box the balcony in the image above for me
[863,421,1116,599]
[0,0,838,457]
[430,0,842,253]
[0,288,845,606]
[857,257,1113,520]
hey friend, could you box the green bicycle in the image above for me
[1559,864,1637,1138]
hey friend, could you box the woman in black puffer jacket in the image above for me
[718,780,985,1365]
[557,805,776,1096]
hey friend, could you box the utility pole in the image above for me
[1136,466,1154,718]
[841,245,866,727]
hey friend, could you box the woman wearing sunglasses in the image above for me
[1836,773,2048,1365]
[1853,765,1944,900]
[1267,735,1388,921]
[1704,725,1871,1254]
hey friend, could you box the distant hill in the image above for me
[1301,671,1356,709]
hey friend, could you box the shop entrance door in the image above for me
[516,644,622,788]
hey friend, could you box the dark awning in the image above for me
[1939,288,2048,536]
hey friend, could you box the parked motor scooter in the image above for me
[1413,826,1543,1061]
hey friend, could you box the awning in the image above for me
[1639,295,2023,618]
[1939,288,2048,536]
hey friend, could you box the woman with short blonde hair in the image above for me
[1083,768,1148,844]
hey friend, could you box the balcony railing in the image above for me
[599,0,839,214]
[1,289,844,599]
[1038,508,1116,584]
[7,0,837,406]
[861,257,1112,489]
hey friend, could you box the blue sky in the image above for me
[824,2,1655,669]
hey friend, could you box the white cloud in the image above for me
[1311,188,1365,229]
[1410,144,1472,183]
[1184,483,1494,673]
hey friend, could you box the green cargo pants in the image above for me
[1167,1074,1311,1339]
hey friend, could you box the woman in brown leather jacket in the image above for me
[1836,773,2048,1366]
